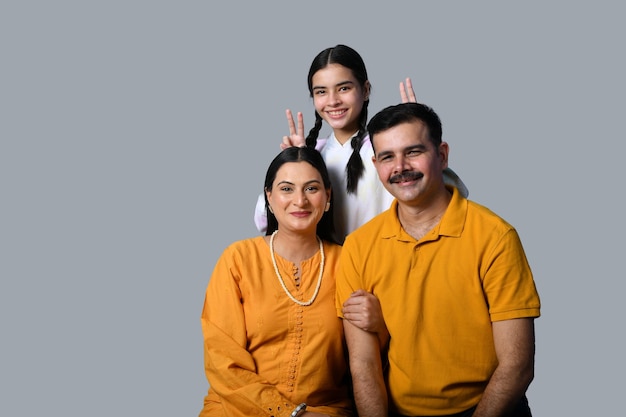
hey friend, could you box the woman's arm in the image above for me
[200,248,295,417]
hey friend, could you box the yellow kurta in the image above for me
[200,237,353,417]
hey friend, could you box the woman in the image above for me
[254,44,468,243]
[200,147,378,417]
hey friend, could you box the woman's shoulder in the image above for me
[222,236,267,256]
[322,240,342,257]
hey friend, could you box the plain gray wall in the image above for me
[2,1,624,415]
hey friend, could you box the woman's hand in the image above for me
[399,77,417,103]
[343,289,389,350]
[343,289,389,339]
[280,109,306,149]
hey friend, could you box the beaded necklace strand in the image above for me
[269,230,324,306]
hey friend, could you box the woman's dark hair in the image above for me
[306,44,370,194]
[264,147,337,244]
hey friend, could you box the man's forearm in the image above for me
[473,318,535,417]
[344,319,388,417]
[471,362,533,417]
[351,361,388,417]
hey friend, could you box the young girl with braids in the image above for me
[254,44,468,243]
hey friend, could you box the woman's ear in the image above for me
[325,189,332,212]
[265,187,274,213]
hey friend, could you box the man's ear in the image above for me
[439,142,449,170]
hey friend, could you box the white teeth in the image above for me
[327,110,346,116]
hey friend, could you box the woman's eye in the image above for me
[280,187,292,192]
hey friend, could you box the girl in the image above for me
[254,45,467,243]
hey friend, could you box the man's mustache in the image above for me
[389,171,424,184]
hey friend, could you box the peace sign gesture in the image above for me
[399,77,418,103]
[280,109,306,150]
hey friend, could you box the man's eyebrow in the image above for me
[376,144,427,158]
[375,150,393,159]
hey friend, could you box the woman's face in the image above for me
[311,63,370,144]
[266,161,331,235]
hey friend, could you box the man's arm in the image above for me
[472,318,535,417]
[343,318,388,417]
[342,289,390,350]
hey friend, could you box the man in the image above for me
[337,103,540,417]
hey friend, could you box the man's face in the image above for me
[371,120,448,205]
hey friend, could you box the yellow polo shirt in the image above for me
[336,187,540,415]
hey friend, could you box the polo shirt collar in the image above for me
[380,185,467,242]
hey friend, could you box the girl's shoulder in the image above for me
[314,135,329,151]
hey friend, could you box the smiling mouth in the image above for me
[291,211,311,217]
[326,109,347,117]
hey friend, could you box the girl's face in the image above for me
[311,63,370,144]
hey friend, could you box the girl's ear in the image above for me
[364,80,371,101]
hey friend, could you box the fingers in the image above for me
[399,77,417,103]
[296,111,304,138]
[284,109,306,147]
[280,136,291,150]
[399,81,409,103]
[405,77,417,102]
[285,109,296,135]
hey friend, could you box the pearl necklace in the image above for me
[270,230,324,306]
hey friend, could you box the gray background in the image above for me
[2,1,624,415]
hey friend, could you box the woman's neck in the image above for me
[268,230,320,264]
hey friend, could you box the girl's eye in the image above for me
[306,186,319,192]
[314,90,326,95]
[280,187,293,192]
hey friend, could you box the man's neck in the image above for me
[397,189,452,241]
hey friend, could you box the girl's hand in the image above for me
[399,77,417,103]
[280,109,306,149]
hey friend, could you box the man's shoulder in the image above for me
[465,199,515,230]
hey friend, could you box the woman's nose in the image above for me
[294,191,308,206]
